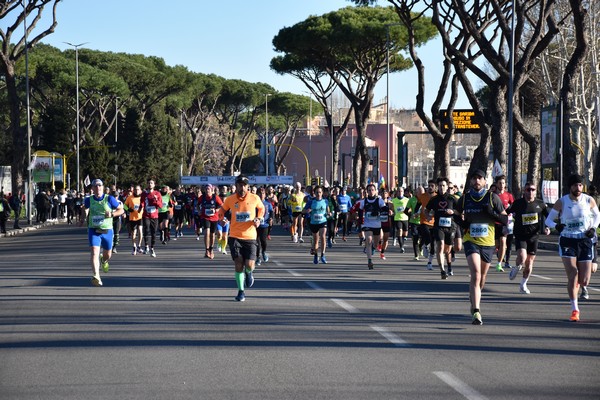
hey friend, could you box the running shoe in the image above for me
[496,262,504,272]
[112,248,118,254]
[393,238,398,247]
[327,239,333,248]
[472,311,483,325]
[504,262,511,271]
[320,255,327,264]
[441,270,448,280]
[519,283,530,294]
[256,258,262,266]
[91,276,103,287]
[101,258,109,273]
[414,256,420,261]
[569,310,580,322]
[132,246,137,256]
[427,262,433,271]
[293,234,298,243]
[263,253,269,262]
[313,254,318,264]
[196,235,200,241]
[451,253,456,263]
[245,270,254,288]
[151,248,156,258]
[299,237,304,243]
[368,261,374,270]
[144,246,150,255]
[509,264,522,280]
[448,266,453,276]
[380,253,386,260]
[359,237,364,246]
[310,248,316,255]
[400,247,405,254]
[580,286,589,300]
[235,290,246,302]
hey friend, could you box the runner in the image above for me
[417,180,437,270]
[405,186,423,260]
[199,184,223,259]
[455,169,507,325]
[124,185,144,255]
[356,184,387,270]
[256,187,273,265]
[288,182,306,243]
[218,175,265,302]
[378,188,394,261]
[304,185,330,264]
[506,181,550,294]
[158,185,175,245]
[266,186,278,240]
[80,179,124,286]
[140,179,162,257]
[544,174,600,321]
[391,186,410,253]
[326,186,339,249]
[494,175,515,272]
[426,177,459,279]
[336,186,353,242]
[172,186,186,239]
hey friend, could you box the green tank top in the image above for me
[88,195,113,230]
[391,197,409,221]
[159,193,171,213]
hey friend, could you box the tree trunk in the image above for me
[6,71,26,194]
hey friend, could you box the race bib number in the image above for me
[365,212,378,221]
[566,218,585,231]
[439,217,452,228]
[204,208,216,217]
[133,204,140,211]
[174,205,182,210]
[396,206,405,213]
[379,213,388,222]
[91,215,104,227]
[470,223,489,238]
[521,213,538,225]
[339,204,348,213]
[162,202,168,208]
[236,212,251,223]
[294,205,302,212]
[313,213,326,223]
[145,206,156,213]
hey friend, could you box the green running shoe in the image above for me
[472,311,483,325]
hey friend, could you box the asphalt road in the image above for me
[0,224,598,399]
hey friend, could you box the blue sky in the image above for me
[9,0,469,109]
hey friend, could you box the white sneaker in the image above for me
[509,264,522,280]
[151,249,156,258]
[520,283,530,294]
[393,238,398,247]
[299,237,304,243]
[293,234,298,243]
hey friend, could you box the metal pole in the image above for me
[386,26,391,190]
[265,94,271,176]
[64,42,88,192]
[23,1,32,223]
[506,0,516,190]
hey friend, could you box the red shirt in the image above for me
[199,194,223,222]
[140,190,163,219]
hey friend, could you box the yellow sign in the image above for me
[441,109,482,133]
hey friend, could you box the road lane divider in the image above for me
[371,325,409,347]
[433,371,489,400]
[331,298,359,313]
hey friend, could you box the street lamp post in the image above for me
[506,1,516,190]
[64,41,88,192]
[23,1,32,223]
[386,23,401,190]
[265,93,271,176]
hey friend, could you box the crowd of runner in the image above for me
[48,171,600,324]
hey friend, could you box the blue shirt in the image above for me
[259,199,273,228]
[337,194,352,213]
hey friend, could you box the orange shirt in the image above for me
[125,195,143,221]
[219,192,265,240]
[417,192,435,226]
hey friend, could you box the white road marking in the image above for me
[274,260,284,267]
[531,274,552,280]
[433,371,489,400]
[588,286,600,292]
[370,325,409,347]
[331,298,359,313]
[286,269,302,277]
[306,281,323,291]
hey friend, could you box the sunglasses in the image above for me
[525,188,536,192]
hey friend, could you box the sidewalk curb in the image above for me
[0,220,59,238]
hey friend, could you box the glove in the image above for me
[585,228,596,238]
[555,223,565,233]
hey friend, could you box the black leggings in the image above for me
[256,226,268,259]
[338,213,349,236]
[143,218,158,248]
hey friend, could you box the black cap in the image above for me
[470,169,486,179]
[567,174,584,187]
[235,175,249,185]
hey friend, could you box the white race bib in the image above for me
[91,215,104,227]
[294,205,302,212]
[566,218,585,231]
[204,208,215,217]
[470,223,489,238]
[236,212,251,223]
[439,217,452,228]
[174,205,182,210]
[521,213,538,225]
[145,206,156,213]
[339,204,348,213]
